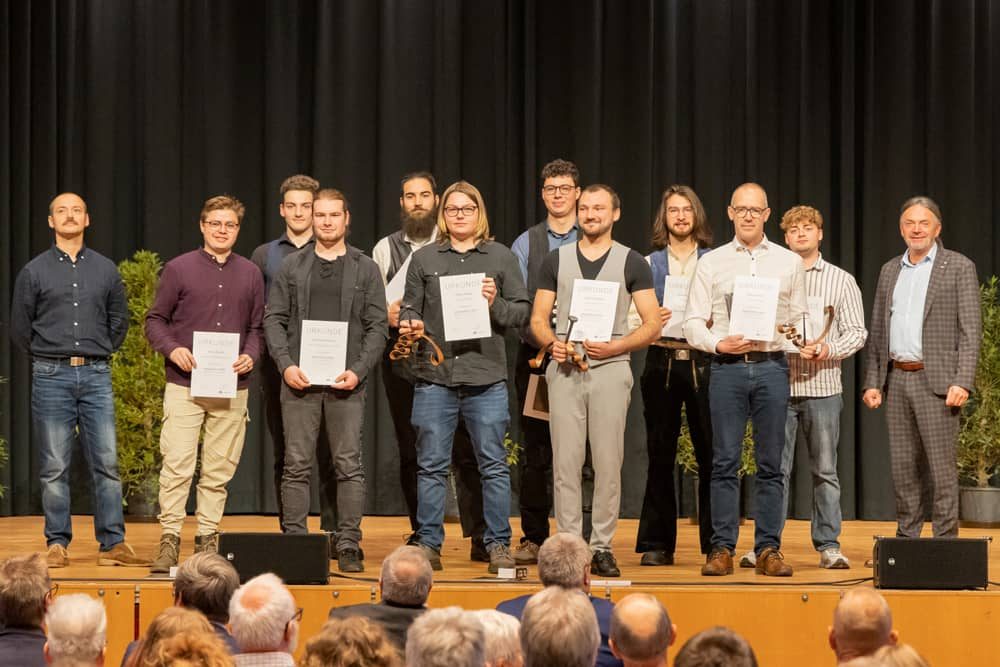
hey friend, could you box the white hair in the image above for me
[406,607,485,667]
[473,609,522,667]
[44,594,107,663]
[228,572,297,652]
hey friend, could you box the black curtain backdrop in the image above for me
[2,1,998,523]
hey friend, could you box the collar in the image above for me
[731,234,771,253]
[383,599,428,610]
[545,218,578,238]
[200,248,232,266]
[804,253,825,271]
[403,226,439,246]
[438,238,490,254]
[901,241,938,268]
[51,244,87,261]
[277,232,314,249]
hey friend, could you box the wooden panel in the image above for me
[58,583,137,667]
[428,584,542,610]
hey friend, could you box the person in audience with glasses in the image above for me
[146,194,265,572]
[0,553,57,667]
[684,183,807,577]
[230,573,301,666]
[399,180,530,574]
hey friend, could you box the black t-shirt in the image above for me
[308,254,344,321]
[537,244,653,293]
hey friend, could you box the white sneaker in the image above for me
[819,548,850,569]
[738,550,756,568]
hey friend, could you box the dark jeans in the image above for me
[31,359,125,550]
[381,352,484,540]
[708,357,789,554]
[636,347,714,555]
[262,354,337,532]
[279,385,366,550]
[514,342,554,545]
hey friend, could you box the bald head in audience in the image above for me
[609,594,675,667]
[829,588,898,663]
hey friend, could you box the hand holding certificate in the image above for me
[439,272,491,341]
[728,276,780,342]
[190,331,240,398]
[299,320,349,386]
[568,279,619,342]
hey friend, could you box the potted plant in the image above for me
[957,276,1000,526]
[111,250,166,518]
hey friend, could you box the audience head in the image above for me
[829,588,898,662]
[471,609,523,667]
[609,593,675,667]
[520,587,599,667]
[229,573,299,654]
[129,607,215,667]
[173,551,240,624]
[405,606,484,667]
[536,532,592,590]
[379,545,433,606]
[871,643,930,667]
[299,616,402,667]
[674,626,758,667]
[42,594,106,666]
[0,552,52,628]
[146,631,233,667]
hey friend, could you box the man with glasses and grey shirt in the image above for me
[684,183,807,577]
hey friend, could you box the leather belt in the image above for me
[716,351,785,364]
[34,356,108,367]
[891,360,925,372]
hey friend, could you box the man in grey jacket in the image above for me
[264,188,388,573]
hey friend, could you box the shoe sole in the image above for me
[821,561,850,569]
[513,556,538,565]
[98,557,151,567]
[701,568,734,576]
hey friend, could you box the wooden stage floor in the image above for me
[3,515,997,666]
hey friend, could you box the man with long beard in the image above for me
[372,172,486,561]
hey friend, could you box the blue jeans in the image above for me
[32,359,126,551]
[782,395,843,551]
[708,358,788,554]
[411,382,511,551]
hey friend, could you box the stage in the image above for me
[3,515,996,665]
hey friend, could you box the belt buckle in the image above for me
[69,356,85,367]
[742,353,752,363]
[675,349,690,361]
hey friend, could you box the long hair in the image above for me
[436,181,492,244]
[650,185,713,250]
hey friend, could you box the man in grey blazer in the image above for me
[264,188,388,572]
[862,196,980,538]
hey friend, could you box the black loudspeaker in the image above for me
[872,537,990,590]
[218,533,330,584]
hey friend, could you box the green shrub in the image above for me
[957,276,1000,487]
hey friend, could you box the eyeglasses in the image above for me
[730,206,767,219]
[285,607,303,630]
[48,583,60,598]
[667,206,694,216]
[443,205,478,218]
[542,184,577,196]
[204,220,240,231]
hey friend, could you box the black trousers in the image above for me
[636,346,714,555]
[381,351,484,541]
[262,352,337,532]
[514,342,554,545]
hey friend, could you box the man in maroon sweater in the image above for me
[145,194,265,572]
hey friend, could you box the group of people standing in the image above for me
[11,159,980,579]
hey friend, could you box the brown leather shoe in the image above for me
[701,548,734,576]
[98,541,152,567]
[47,544,69,568]
[755,546,793,576]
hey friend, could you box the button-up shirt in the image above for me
[372,227,439,286]
[889,242,937,362]
[234,652,296,667]
[250,233,314,295]
[683,235,808,354]
[401,239,530,387]
[511,219,579,283]
[11,245,128,358]
[145,249,265,389]
[788,255,868,397]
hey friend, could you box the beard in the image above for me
[401,205,438,241]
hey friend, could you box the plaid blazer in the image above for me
[862,240,981,396]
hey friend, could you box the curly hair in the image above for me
[127,607,214,667]
[298,617,402,667]
[149,630,234,667]
[779,204,824,231]
[200,194,246,223]
[540,159,580,186]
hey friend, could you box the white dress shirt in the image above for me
[372,227,439,286]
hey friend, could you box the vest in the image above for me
[649,246,711,303]
[555,242,633,367]
[385,231,413,283]
[525,222,550,295]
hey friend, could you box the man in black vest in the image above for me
[372,171,487,561]
[251,174,339,547]
[509,159,581,564]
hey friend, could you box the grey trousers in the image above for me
[885,368,960,537]
[546,359,633,551]
[280,384,366,549]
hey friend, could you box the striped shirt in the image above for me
[789,255,868,397]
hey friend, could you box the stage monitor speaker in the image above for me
[872,536,989,590]
[218,532,330,584]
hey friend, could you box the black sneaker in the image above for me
[591,550,621,578]
[329,533,364,561]
[639,550,674,566]
[470,537,490,562]
[338,548,365,573]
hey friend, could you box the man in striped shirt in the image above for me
[741,205,867,570]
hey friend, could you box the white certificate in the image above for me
[806,295,825,342]
[385,254,413,305]
[190,331,240,398]
[439,273,491,341]
[299,320,348,386]
[662,276,691,339]
[568,279,619,342]
[728,276,780,342]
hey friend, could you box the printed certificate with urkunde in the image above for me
[662,276,691,339]
[727,275,780,342]
[299,320,349,385]
[568,279,619,341]
[190,331,240,398]
[439,272,491,341]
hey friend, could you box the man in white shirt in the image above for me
[683,183,807,577]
